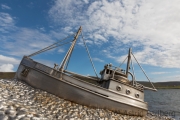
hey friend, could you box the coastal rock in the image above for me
[0,79,175,120]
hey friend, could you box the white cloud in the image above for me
[62,26,73,33]
[0,55,20,65]
[0,64,14,72]
[58,48,65,53]
[0,5,82,72]
[83,0,89,4]
[1,28,55,56]
[0,12,68,57]
[49,0,180,68]
[153,74,180,82]
[0,12,15,33]
[1,4,11,10]
[0,12,14,26]
[0,54,18,72]
[92,58,105,63]
[150,72,170,75]
[39,27,45,32]
[48,0,85,26]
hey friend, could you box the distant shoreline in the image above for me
[1,72,180,89]
[0,72,16,79]
[139,81,180,89]
[156,87,180,89]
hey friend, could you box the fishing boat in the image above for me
[15,26,157,116]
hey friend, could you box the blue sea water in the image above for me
[144,89,180,120]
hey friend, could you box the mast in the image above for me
[59,26,82,72]
[126,48,131,78]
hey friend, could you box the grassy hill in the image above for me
[138,81,180,89]
[0,72,16,79]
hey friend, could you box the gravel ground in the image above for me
[0,79,174,120]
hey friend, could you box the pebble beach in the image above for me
[0,79,174,120]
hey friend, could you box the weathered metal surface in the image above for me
[15,57,148,116]
[108,80,144,100]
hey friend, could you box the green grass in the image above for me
[156,86,180,89]
[0,72,16,79]
[138,81,180,89]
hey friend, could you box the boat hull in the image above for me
[15,57,148,116]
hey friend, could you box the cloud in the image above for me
[1,28,56,56]
[58,48,65,53]
[0,11,77,57]
[92,58,105,63]
[0,12,14,26]
[0,4,83,72]
[150,72,170,75]
[0,55,19,71]
[0,12,61,56]
[0,55,20,65]
[48,0,180,68]
[1,4,11,10]
[0,64,14,72]
[0,12,15,33]
[153,74,180,82]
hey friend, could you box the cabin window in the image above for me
[106,69,109,74]
[106,69,112,74]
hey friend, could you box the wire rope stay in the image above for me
[81,31,99,79]
[28,33,75,57]
[119,56,128,67]
[131,52,157,91]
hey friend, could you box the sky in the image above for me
[1,0,180,82]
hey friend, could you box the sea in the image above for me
[144,89,180,120]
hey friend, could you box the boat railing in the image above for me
[64,70,99,81]
[111,67,134,83]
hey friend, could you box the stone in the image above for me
[0,79,175,120]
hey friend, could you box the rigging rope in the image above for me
[130,58,136,86]
[131,52,156,90]
[28,33,75,57]
[81,31,99,79]
[27,28,99,79]
[119,56,128,67]
[64,40,76,70]
[29,41,72,57]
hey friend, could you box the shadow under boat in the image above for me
[15,26,157,116]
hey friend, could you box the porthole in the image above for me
[126,89,131,95]
[135,93,140,98]
[116,85,122,91]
